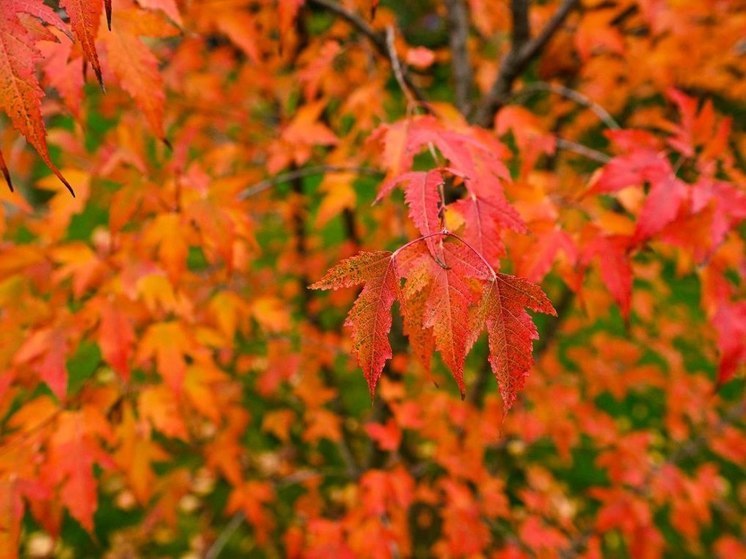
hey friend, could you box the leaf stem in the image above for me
[391,230,497,280]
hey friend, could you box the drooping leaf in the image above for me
[137,0,182,26]
[13,327,69,399]
[482,273,556,410]
[378,170,444,261]
[395,244,436,377]
[634,176,689,243]
[98,300,135,381]
[0,2,74,195]
[311,251,398,394]
[582,234,633,318]
[43,410,113,532]
[98,7,177,142]
[60,0,105,88]
[712,301,746,385]
[418,241,490,396]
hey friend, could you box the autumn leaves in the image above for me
[0,0,174,195]
[312,116,555,408]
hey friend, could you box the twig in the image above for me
[556,137,611,164]
[238,165,382,199]
[385,26,415,106]
[472,0,581,126]
[512,82,621,129]
[307,0,430,108]
[511,0,531,48]
[444,0,474,115]
[205,512,245,559]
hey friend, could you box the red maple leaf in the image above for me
[310,251,398,394]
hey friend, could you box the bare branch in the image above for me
[511,0,531,48]
[472,0,581,126]
[556,137,611,164]
[238,165,382,200]
[385,26,416,106]
[513,81,621,129]
[444,0,474,115]
[206,512,245,559]
[307,0,430,107]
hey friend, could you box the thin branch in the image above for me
[556,137,611,164]
[238,165,382,200]
[205,512,245,559]
[444,0,474,115]
[385,26,415,106]
[307,0,430,108]
[512,82,621,129]
[511,0,531,48]
[472,0,581,126]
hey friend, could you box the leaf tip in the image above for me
[57,173,75,198]
[94,68,105,91]
[0,160,12,193]
[105,0,113,30]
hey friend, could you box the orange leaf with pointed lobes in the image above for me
[60,0,105,88]
[137,0,182,26]
[226,481,275,544]
[137,321,189,392]
[138,385,188,440]
[98,300,135,381]
[42,410,114,532]
[98,7,178,142]
[13,327,69,400]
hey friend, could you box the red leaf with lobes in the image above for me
[98,301,135,381]
[396,247,436,377]
[98,8,177,142]
[582,234,633,318]
[419,241,489,397]
[483,274,556,411]
[378,170,445,261]
[713,302,746,385]
[310,251,397,394]
[634,176,689,243]
[13,327,68,400]
[60,0,105,88]
[42,411,113,532]
[0,1,75,195]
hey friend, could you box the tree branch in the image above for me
[206,512,245,559]
[307,0,430,107]
[555,137,611,164]
[471,0,581,126]
[513,81,621,130]
[238,165,382,200]
[444,0,474,115]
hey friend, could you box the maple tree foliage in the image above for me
[0,0,745,557]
